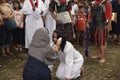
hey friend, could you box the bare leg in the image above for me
[6,48,13,55]
[91,47,101,59]
[1,48,7,56]
[99,44,106,64]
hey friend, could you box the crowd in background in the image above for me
[0,0,120,55]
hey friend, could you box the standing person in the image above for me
[88,0,112,63]
[23,28,58,80]
[114,0,120,44]
[75,6,86,46]
[45,0,56,45]
[22,0,46,48]
[49,0,74,43]
[52,29,84,80]
[13,0,24,51]
[0,0,14,56]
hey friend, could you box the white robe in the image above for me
[22,0,46,48]
[56,41,84,80]
[45,0,56,45]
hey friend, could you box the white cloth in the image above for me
[71,4,79,25]
[56,41,84,80]
[22,0,46,48]
[45,0,56,45]
[14,10,23,28]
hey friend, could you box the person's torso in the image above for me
[14,10,23,28]
[91,0,106,26]
[76,13,86,30]
[0,3,13,16]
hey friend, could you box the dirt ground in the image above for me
[0,41,120,80]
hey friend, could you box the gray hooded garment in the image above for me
[29,28,58,65]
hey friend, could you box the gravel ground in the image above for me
[0,42,120,80]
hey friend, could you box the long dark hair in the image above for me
[53,29,66,52]
[13,0,21,10]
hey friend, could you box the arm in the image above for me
[114,12,117,23]
[7,4,14,20]
[0,13,4,25]
[104,1,112,31]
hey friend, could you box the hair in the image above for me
[53,29,66,52]
[13,0,21,10]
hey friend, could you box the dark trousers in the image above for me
[0,26,11,48]
[12,27,25,44]
[23,56,51,80]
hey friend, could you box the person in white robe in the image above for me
[22,0,46,48]
[53,29,84,80]
[44,0,56,45]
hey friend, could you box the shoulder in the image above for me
[64,41,73,50]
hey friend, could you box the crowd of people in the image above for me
[0,0,120,80]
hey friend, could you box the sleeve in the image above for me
[22,0,33,15]
[49,1,56,12]
[64,44,74,79]
[104,1,112,19]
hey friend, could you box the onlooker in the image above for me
[75,6,86,46]
[88,0,112,63]
[52,29,84,80]
[114,0,120,44]
[12,0,24,51]
[45,0,56,45]
[22,0,46,48]
[0,0,14,56]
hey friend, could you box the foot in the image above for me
[99,58,105,64]
[19,47,23,51]
[0,64,2,68]
[80,67,85,76]
[7,52,13,56]
[118,42,120,45]
[91,55,101,59]
[2,53,7,56]
[15,47,19,51]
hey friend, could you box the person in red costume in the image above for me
[87,0,112,64]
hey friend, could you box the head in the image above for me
[79,6,85,13]
[77,0,84,7]
[53,29,66,51]
[31,28,49,47]
[13,0,21,10]
[84,0,89,8]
